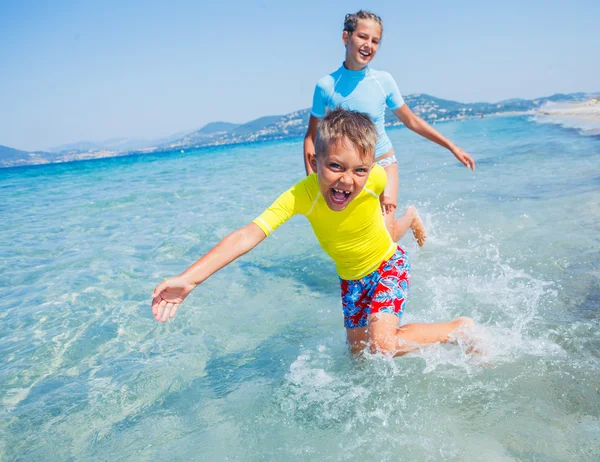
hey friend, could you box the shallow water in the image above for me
[1,116,599,460]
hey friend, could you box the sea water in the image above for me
[0,116,598,461]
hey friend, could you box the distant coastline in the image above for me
[532,99,600,136]
[1,91,598,169]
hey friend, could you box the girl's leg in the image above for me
[379,153,427,245]
[391,206,427,245]
[380,153,399,234]
[346,327,368,356]
[367,312,474,357]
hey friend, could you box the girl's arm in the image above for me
[393,105,475,170]
[303,116,320,175]
[151,223,267,322]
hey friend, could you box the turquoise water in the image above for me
[1,116,599,460]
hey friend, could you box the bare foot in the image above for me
[448,316,475,343]
[449,316,484,356]
[407,206,427,247]
[455,316,475,330]
[447,317,493,366]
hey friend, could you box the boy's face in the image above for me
[311,138,373,212]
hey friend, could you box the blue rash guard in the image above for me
[311,64,405,157]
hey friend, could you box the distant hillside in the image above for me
[48,141,104,153]
[0,145,61,168]
[162,115,287,150]
[197,122,240,135]
[229,115,283,136]
[2,91,598,168]
[0,145,30,162]
[157,92,599,153]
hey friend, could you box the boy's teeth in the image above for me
[331,188,351,206]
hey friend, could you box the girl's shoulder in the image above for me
[367,67,396,83]
[315,67,344,89]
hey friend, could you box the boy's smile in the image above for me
[312,138,373,211]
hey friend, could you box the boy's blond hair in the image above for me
[315,108,378,161]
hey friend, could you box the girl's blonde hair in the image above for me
[343,10,383,35]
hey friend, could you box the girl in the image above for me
[303,10,475,244]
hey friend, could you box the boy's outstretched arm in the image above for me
[151,223,267,322]
[393,105,475,171]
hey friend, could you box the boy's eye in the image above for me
[330,163,342,170]
[355,168,368,174]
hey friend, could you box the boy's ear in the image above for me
[309,153,318,173]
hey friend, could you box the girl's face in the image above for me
[342,19,382,70]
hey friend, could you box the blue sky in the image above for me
[1,0,598,151]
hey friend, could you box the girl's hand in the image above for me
[452,147,475,171]
[380,194,397,216]
[151,276,196,322]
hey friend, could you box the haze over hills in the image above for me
[47,131,194,154]
[1,92,598,168]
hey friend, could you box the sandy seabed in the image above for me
[535,98,600,135]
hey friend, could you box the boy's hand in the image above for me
[151,276,196,322]
[452,147,475,171]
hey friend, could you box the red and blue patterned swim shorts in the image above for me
[340,246,410,329]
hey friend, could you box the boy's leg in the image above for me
[367,312,474,357]
[340,275,371,356]
[391,206,427,246]
[346,327,368,356]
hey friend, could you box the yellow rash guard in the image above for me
[253,163,396,280]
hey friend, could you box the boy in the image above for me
[151,109,473,356]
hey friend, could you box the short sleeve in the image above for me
[310,83,327,119]
[253,178,312,236]
[383,73,405,110]
[368,164,388,195]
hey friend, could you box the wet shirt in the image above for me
[311,65,405,157]
[253,164,396,280]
